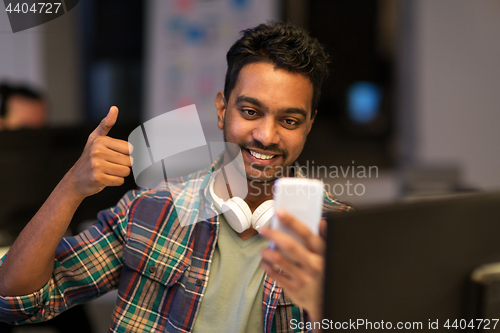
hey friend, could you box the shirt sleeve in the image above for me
[0,188,144,325]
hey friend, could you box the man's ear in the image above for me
[216,92,226,130]
[307,110,317,134]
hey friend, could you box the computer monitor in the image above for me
[0,124,138,245]
[324,192,500,331]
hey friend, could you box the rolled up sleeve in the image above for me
[0,261,50,324]
[0,188,144,325]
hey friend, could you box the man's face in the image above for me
[1,95,47,130]
[216,62,315,183]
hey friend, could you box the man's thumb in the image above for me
[92,106,118,138]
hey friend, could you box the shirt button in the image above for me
[149,265,157,274]
[196,279,203,286]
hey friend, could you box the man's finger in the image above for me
[89,106,119,140]
[276,209,313,238]
[261,248,302,278]
[101,150,134,167]
[98,136,134,155]
[260,226,308,263]
[260,260,294,288]
[319,219,327,239]
[270,210,327,256]
[276,209,322,252]
[102,161,131,178]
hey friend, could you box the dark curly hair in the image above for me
[224,22,330,114]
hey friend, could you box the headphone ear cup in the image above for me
[222,197,252,233]
[251,200,274,233]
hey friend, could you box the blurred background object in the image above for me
[0,83,47,130]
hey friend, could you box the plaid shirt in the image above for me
[0,159,352,332]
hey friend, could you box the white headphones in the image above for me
[209,171,274,233]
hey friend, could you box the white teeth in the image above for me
[249,150,275,160]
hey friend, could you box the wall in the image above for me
[0,8,43,89]
[400,0,500,190]
[144,0,279,143]
[42,7,82,126]
[0,4,81,126]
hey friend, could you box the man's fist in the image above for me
[259,210,327,323]
[67,106,133,199]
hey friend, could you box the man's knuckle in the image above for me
[273,253,284,265]
[92,171,101,182]
[288,282,300,292]
[300,276,310,286]
[90,148,101,159]
[280,242,293,252]
[94,136,107,146]
[310,265,321,276]
[306,234,317,246]
[90,159,100,170]
[311,259,324,275]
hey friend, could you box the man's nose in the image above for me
[252,117,280,147]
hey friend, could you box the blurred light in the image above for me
[232,0,249,9]
[167,16,185,32]
[186,24,206,44]
[347,81,382,124]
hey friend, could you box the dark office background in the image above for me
[0,0,400,244]
[77,0,396,169]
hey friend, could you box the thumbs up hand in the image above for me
[67,106,133,199]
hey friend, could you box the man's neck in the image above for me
[214,172,274,211]
[214,153,274,240]
[216,151,294,240]
[243,179,273,213]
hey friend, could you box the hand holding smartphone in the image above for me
[270,178,324,246]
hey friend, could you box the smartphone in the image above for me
[270,178,324,246]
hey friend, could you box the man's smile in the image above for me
[244,148,280,168]
[248,149,276,160]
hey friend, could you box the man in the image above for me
[0,22,351,332]
[0,84,47,130]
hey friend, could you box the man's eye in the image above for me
[284,119,297,125]
[243,109,257,116]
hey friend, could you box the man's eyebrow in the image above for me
[280,107,308,118]
[235,95,263,108]
[235,95,308,118]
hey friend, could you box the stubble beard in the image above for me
[222,130,292,184]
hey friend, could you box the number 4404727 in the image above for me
[5,3,62,14]
[444,319,499,330]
